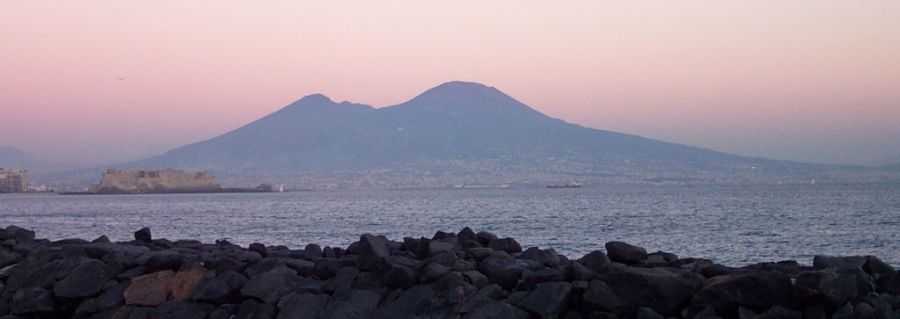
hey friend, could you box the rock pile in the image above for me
[0,225,898,319]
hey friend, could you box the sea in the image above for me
[1,183,898,267]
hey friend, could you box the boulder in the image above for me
[170,263,207,300]
[636,307,665,319]
[518,247,562,267]
[420,262,451,284]
[191,270,247,304]
[605,241,648,264]
[514,281,572,319]
[692,271,792,314]
[813,255,866,270]
[73,281,129,317]
[581,279,631,316]
[276,292,329,319]
[488,238,522,254]
[475,231,498,246]
[478,257,542,289]
[11,286,55,314]
[233,299,276,319]
[793,267,875,307]
[240,266,302,304]
[596,264,704,317]
[373,285,458,319]
[248,243,268,257]
[53,259,110,298]
[755,306,802,319]
[319,289,382,319]
[134,228,152,243]
[304,244,322,258]
[124,270,176,306]
[578,251,611,273]
[465,300,529,319]
[152,300,215,319]
[358,234,390,272]
[863,255,896,279]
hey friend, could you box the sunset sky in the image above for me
[2,1,899,166]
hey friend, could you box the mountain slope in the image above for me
[0,146,34,169]
[129,81,838,187]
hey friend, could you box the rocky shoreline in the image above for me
[1,225,898,319]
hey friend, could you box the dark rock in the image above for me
[514,281,572,319]
[152,300,215,319]
[304,244,322,257]
[385,264,418,289]
[475,231,498,246]
[597,264,704,317]
[581,279,630,316]
[91,235,111,244]
[73,281,129,317]
[522,268,566,287]
[358,234,390,272]
[793,267,874,307]
[240,266,302,304]
[276,292,328,319]
[465,300,529,319]
[420,262,451,284]
[326,266,358,293]
[0,248,21,268]
[134,228,152,243]
[428,240,456,257]
[578,251,611,273]
[6,226,36,242]
[461,270,490,288]
[693,271,792,315]
[11,286,55,314]
[636,307,664,319]
[645,251,678,266]
[319,289,382,319]
[864,255,896,279]
[248,243,268,257]
[519,247,562,267]
[605,241,648,264]
[566,261,596,281]
[452,259,477,272]
[831,302,854,319]
[488,238,522,254]
[233,299,275,319]
[142,251,185,272]
[755,306,801,319]
[373,285,457,319]
[191,270,246,304]
[124,270,176,306]
[813,255,867,270]
[459,227,477,244]
[478,257,541,289]
[53,259,110,298]
[460,284,504,314]
[802,304,827,319]
[466,247,494,260]
[854,302,876,319]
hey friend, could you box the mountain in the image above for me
[122,81,865,188]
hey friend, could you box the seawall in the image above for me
[0,225,898,319]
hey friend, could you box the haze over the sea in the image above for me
[2,1,899,166]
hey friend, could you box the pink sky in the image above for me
[2,1,899,165]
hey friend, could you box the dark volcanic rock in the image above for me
[276,292,328,319]
[793,267,875,307]
[134,227,152,243]
[11,286,55,314]
[605,241,648,264]
[488,238,522,254]
[191,270,247,304]
[597,264,704,317]
[319,289,382,319]
[240,267,301,304]
[358,234,390,272]
[514,281,572,319]
[813,255,867,270]
[465,300,529,319]
[693,271,792,315]
[53,259,110,298]
[578,251,611,273]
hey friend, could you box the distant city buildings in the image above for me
[0,168,28,193]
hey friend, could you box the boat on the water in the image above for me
[546,181,581,188]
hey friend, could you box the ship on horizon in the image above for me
[546,181,582,189]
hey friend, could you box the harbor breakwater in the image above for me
[0,225,898,319]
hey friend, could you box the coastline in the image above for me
[1,225,898,318]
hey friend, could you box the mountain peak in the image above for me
[287,93,336,108]
[421,81,498,97]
